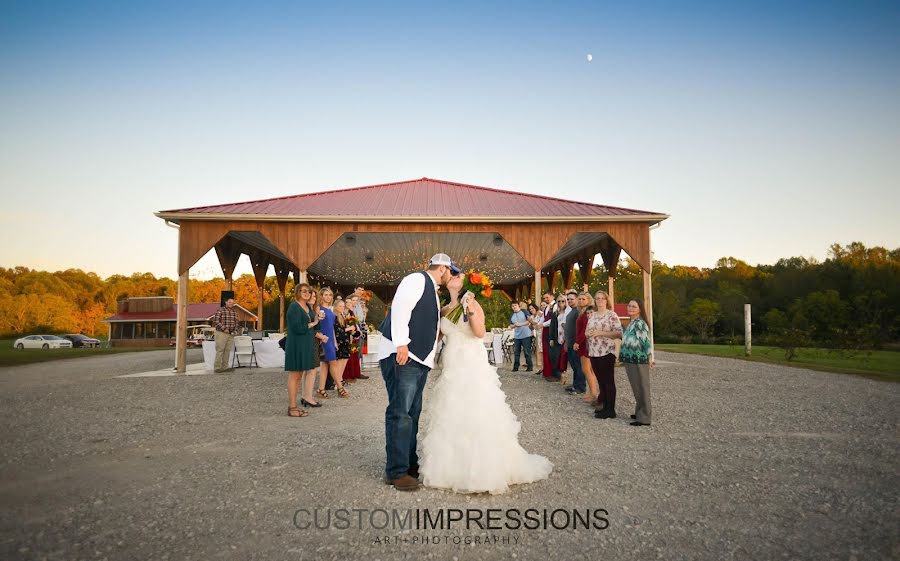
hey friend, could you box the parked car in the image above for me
[14,335,74,350]
[61,334,102,348]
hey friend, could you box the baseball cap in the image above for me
[429,253,461,274]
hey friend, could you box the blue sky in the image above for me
[1,0,898,279]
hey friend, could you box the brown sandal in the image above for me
[316,389,330,399]
[337,385,349,398]
[287,407,308,417]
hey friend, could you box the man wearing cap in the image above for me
[378,253,458,491]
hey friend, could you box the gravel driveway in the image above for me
[0,349,897,561]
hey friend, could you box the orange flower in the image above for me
[470,272,482,284]
[483,287,493,298]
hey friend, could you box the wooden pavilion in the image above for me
[156,178,668,372]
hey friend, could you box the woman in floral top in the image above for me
[586,291,622,419]
[621,299,653,426]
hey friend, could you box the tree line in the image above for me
[591,242,899,352]
[1,242,896,351]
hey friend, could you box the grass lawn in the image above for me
[656,344,900,382]
[0,338,170,367]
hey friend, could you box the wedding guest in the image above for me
[212,297,239,373]
[352,286,367,323]
[540,293,557,380]
[508,301,533,372]
[343,294,366,380]
[330,299,352,397]
[305,289,328,407]
[316,288,342,398]
[353,285,368,356]
[563,290,585,394]
[285,284,320,418]
[588,291,623,419]
[621,299,653,426]
[528,303,543,374]
[552,294,570,382]
[574,292,600,403]
[519,301,534,366]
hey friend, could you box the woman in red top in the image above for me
[574,292,600,404]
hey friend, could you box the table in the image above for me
[202,339,285,370]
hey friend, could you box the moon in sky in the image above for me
[586,53,593,62]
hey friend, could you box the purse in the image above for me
[278,336,287,350]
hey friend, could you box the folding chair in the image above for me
[232,335,258,371]
[483,334,496,365]
[501,332,515,364]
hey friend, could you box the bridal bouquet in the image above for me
[446,269,494,323]
[346,315,361,339]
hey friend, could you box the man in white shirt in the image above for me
[378,253,459,491]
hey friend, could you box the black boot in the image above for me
[594,406,616,419]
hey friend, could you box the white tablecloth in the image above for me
[492,334,505,364]
[363,333,382,368]
[202,339,285,369]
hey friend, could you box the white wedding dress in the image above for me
[420,302,553,495]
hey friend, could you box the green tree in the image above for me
[689,298,721,342]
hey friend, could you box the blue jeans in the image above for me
[513,337,533,370]
[567,346,585,391]
[380,356,430,479]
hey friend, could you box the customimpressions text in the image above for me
[293,508,610,531]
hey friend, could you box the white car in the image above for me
[14,335,74,350]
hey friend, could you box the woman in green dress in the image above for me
[286,283,321,418]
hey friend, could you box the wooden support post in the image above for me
[257,286,264,331]
[563,263,576,290]
[534,270,541,305]
[608,275,615,308]
[249,252,268,332]
[642,267,654,358]
[745,304,752,356]
[175,270,188,373]
[602,245,622,307]
[215,237,241,291]
[274,261,290,334]
[577,256,594,292]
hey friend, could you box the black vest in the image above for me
[379,271,439,359]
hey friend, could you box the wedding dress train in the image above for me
[419,311,553,494]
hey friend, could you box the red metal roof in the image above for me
[103,303,256,322]
[158,178,663,219]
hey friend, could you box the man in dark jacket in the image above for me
[563,290,585,393]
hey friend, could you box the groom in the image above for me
[378,253,459,491]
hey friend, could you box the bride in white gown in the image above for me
[420,273,553,495]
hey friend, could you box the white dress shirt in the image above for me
[377,271,441,368]
[542,303,557,327]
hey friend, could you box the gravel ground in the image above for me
[0,349,897,561]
